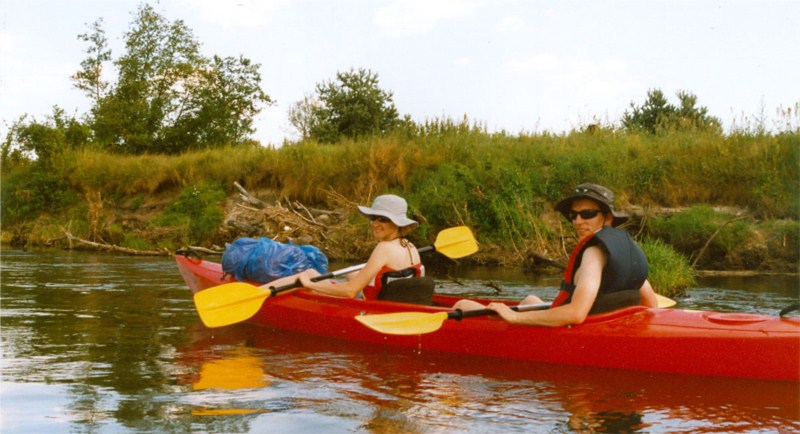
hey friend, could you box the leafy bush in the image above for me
[760,220,800,266]
[0,166,80,225]
[644,206,751,267]
[622,89,722,134]
[120,234,154,251]
[749,134,800,218]
[640,238,695,297]
[410,162,479,231]
[106,223,125,245]
[151,181,226,244]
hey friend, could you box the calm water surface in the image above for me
[1,249,798,433]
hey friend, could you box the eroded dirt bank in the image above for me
[9,185,796,276]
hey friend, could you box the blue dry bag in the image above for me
[221,237,328,283]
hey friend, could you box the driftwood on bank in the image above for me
[528,252,565,270]
[51,183,347,257]
[179,245,225,256]
[233,181,266,208]
[225,183,350,254]
[62,232,225,257]
[64,232,170,256]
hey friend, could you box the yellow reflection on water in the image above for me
[192,408,267,416]
[193,351,271,390]
[190,347,272,417]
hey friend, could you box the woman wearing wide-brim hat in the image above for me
[268,194,425,300]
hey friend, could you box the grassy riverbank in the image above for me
[2,124,798,295]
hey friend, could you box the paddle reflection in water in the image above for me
[175,322,799,433]
[191,348,271,391]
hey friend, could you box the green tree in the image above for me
[1,107,90,167]
[307,68,401,143]
[86,4,272,154]
[673,91,721,132]
[72,18,111,105]
[287,93,318,141]
[0,108,87,224]
[622,89,721,134]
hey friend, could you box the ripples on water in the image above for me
[1,249,798,433]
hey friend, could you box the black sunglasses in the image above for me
[369,215,392,223]
[567,209,602,221]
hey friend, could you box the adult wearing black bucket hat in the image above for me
[555,183,629,227]
[454,183,659,326]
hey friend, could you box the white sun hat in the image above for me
[357,194,418,228]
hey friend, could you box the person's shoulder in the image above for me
[372,240,392,251]
[583,244,608,262]
[595,226,633,243]
[597,226,626,235]
[372,240,400,255]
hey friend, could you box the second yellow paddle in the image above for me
[355,294,678,336]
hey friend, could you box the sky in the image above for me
[1,0,799,146]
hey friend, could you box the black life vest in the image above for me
[554,227,649,313]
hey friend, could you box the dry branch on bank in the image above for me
[221,183,361,260]
[64,232,169,256]
[233,181,267,208]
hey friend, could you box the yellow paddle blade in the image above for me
[433,226,478,259]
[656,294,677,308]
[355,311,450,335]
[193,282,271,328]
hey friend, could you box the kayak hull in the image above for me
[176,255,800,381]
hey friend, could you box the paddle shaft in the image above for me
[267,245,436,296]
[448,295,677,321]
[448,302,551,320]
[447,294,677,320]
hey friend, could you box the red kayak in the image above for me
[176,255,800,381]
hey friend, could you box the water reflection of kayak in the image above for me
[176,255,800,381]
[177,323,800,432]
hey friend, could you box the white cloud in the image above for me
[497,15,525,33]
[557,59,627,82]
[508,53,561,73]
[374,0,478,36]
[562,59,639,104]
[180,0,284,28]
[507,55,636,103]
[0,29,12,56]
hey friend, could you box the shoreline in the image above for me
[2,242,797,278]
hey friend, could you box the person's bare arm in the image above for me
[299,244,388,298]
[639,279,658,308]
[487,246,606,327]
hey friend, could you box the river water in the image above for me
[1,249,798,433]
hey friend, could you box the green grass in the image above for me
[640,238,696,297]
[151,181,227,245]
[2,125,797,284]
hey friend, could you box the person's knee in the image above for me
[303,269,321,278]
[453,299,484,310]
[521,294,544,305]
